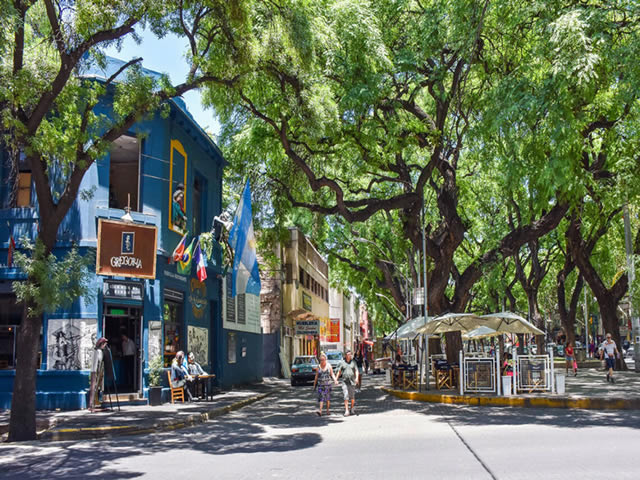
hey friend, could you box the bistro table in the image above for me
[194,374,216,401]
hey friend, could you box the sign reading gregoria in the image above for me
[96,219,158,279]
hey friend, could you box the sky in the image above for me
[104,29,221,137]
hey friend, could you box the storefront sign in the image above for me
[302,292,312,311]
[103,280,144,301]
[96,219,158,279]
[328,318,340,343]
[295,318,319,336]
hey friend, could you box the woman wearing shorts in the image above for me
[565,342,577,376]
[313,353,338,416]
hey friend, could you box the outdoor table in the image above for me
[195,374,216,401]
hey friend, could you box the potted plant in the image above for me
[148,355,164,406]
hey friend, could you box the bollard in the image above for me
[556,373,566,394]
[502,376,512,396]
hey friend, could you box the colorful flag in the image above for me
[194,241,207,283]
[7,234,15,268]
[228,180,261,296]
[171,233,187,263]
[177,239,195,275]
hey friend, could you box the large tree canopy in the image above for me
[208,0,640,355]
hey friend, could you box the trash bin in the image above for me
[575,348,586,363]
[502,376,512,396]
[556,373,566,394]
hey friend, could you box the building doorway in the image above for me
[103,305,142,394]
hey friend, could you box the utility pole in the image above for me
[421,200,429,390]
[623,203,639,372]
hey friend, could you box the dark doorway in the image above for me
[103,305,142,394]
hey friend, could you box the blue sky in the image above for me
[105,30,221,137]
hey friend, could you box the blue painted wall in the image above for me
[0,69,262,409]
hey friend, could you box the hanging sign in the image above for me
[96,219,158,279]
[295,318,319,336]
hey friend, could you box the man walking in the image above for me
[336,349,360,416]
[600,333,620,383]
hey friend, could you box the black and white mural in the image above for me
[47,319,97,370]
[188,325,208,366]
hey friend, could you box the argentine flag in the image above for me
[228,180,261,296]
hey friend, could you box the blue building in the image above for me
[0,58,262,410]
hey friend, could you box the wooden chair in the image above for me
[167,370,185,404]
[403,367,418,390]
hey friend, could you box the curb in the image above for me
[38,391,274,442]
[380,387,640,410]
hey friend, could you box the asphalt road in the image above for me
[2,375,640,479]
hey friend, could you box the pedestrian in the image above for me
[335,349,360,416]
[313,352,338,416]
[565,342,577,376]
[121,332,136,389]
[599,333,620,383]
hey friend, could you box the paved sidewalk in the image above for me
[1,378,285,442]
[383,367,640,410]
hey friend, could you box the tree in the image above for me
[1,0,252,441]
[208,0,586,361]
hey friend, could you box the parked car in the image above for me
[625,346,635,360]
[291,356,319,386]
[325,350,343,371]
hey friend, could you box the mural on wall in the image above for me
[189,278,207,319]
[47,319,97,370]
[188,325,209,366]
[169,139,188,235]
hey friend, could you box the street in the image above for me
[1,375,640,479]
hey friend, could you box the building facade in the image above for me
[0,59,261,409]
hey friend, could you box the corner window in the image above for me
[109,135,140,211]
[16,172,32,207]
[193,174,207,236]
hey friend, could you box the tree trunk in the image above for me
[9,221,58,441]
[8,305,42,441]
[444,331,462,364]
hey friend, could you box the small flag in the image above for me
[194,241,207,282]
[228,180,261,296]
[177,239,195,275]
[7,235,15,268]
[171,234,187,263]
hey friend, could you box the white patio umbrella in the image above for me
[384,316,436,340]
[479,312,544,335]
[462,325,499,340]
[415,312,485,335]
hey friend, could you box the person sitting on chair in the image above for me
[171,351,194,401]
[187,352,206,376]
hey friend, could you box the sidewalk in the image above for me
[382,367,640,410]
[1,378,285,443]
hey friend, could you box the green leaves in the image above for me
[12,239,95,318]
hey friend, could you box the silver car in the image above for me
[325,350,343,371]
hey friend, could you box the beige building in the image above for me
[281,228,329,363]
